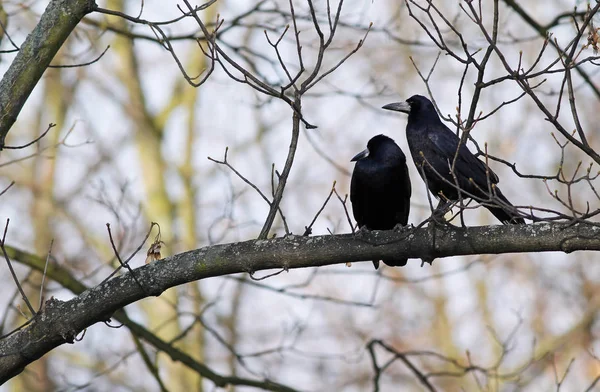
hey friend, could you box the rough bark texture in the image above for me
[1,222,600,382]
[0,0,96,148]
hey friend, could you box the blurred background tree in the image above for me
[0,0,600,391]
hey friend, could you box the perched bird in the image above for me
[350,134,412,269]
[382,95,524,224]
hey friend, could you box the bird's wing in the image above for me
[397,158,412,198]
[392,161,411,225]
[350,170,366,227]
[427,130,499,184]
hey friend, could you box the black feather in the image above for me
[384,95,524,225]
[350,135,412,269]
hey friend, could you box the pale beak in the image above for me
[382,101,411,114]
[351,148,369,162]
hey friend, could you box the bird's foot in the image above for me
[431,200,453,224]
[428,212,448,227]
[392,223,408,232]
[354,225,370,238]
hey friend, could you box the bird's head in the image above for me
[351,134,401,162]
[382,95,436,120]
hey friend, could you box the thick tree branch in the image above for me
[0,0,97,148]
[1,222,600,382]
[1,246,296,392]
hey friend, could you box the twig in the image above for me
[333,188,354,233]
[0,181,14,197]
[49,45,110,68]
[208,147,271,206]
[100,223,158,291]
[2,123,56,150]
[303,181,336,236]
[0,219,36,316]
[38,239,54,311]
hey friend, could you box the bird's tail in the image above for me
[372,258,408,269]
[484,187,525,224]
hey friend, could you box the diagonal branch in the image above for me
[1,222,600,382]
[0,0,97,148]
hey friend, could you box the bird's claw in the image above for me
[428,212,447,226]
[393,223,407,232]
[354,225,370,238]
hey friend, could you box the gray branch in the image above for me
[1,222,599,382]
[0,0,96,148]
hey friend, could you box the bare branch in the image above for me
[1,222,599,381]
[0,0,96,148]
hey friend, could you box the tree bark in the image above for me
[0,0,96,148]
[1,222,599,382]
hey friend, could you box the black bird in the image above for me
[382,95,524,224]
[350,134,412,269]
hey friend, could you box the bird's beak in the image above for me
[351,148,369,162]
[382,101,411,114]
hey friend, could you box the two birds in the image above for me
[350,95,524,269]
